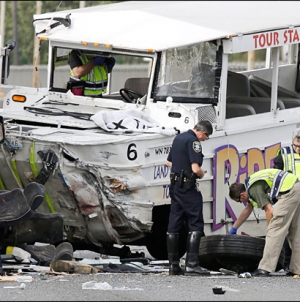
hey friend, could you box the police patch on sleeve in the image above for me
[193,141,202,153]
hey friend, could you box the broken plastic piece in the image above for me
[212,287,226,294]
[82,281,142,290]
[238,272,252,278]
[15,276,33,282]
[4,283,26,289]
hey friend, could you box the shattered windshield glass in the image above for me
[156,42,217,102]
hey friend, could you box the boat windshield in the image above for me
[155,41,218,104]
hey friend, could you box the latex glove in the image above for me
[105,57,116,72]
[228,227,237,234]
[93,56,106,66]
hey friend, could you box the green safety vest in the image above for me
[69,53,108,97]
[245,168,298,207]
[277,146,300,177]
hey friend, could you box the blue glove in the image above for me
[228,227,237,234]
[93,56,106,66]
[106,57,116,71]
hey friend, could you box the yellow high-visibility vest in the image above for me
[69,53,108,97]
[245,168,298,207]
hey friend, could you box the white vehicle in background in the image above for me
[1,1,300,259]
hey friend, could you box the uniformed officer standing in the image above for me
[166,120,213,276]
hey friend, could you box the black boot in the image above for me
[185,231,210,276]
[167,232,184,276]
[0,254,3,276]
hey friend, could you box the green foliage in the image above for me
[229,50,267,62]
[3,1,122,65]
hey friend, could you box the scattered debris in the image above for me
[50,260,99,274]
[73,250,102,260]
[15,275,33,282]
[82,281,143,291]
[212,287,226,294]
[214,285,239,292]
[0,275,18,282]
[219,268,237,275]
[3,283,26,289]
[238,272,252,278]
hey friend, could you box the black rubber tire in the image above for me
[199,234,285,274]
[145,205,188,260]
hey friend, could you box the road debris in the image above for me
[82,281,143,291]
[238,272,252,278]
[212,287,226,294]
[3,283,26,289]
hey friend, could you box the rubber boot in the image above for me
[184,231,210,276]
[167,232,184,275]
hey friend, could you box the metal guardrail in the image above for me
[4,62,269,88]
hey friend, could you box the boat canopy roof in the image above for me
[33,1,300,52]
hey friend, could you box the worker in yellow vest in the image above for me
[68,50,115,97]
[228,168,300,277]
[273,130,300,273]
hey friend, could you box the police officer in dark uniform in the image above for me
[166,120,213,276]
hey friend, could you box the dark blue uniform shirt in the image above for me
[167,129,206,233]
[167,129,204,174]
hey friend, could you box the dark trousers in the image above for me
[167,182,204,233]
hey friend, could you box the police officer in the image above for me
[228,168,300,276]
[273,129,300,273]
[166,120,213,276]
[68,49,115,97]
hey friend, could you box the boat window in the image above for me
[155,42,218,103]
[49,46,153,97]
[225,45,300,118]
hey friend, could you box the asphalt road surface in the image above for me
[1,246,299,301]
[1,272,300,301]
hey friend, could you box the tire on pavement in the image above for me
[199,234,285,274]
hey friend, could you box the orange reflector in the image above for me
[147,49,154,53]
[12,95,26,102]
[104,44,111,48]
[93,43,99,46]
[81,41,88,46]
[40,36,47,41]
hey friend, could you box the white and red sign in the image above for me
[223,27,300,54]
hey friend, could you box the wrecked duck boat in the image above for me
[1,1,300,259]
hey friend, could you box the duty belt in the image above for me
[170,171,196,189]
[170,173,187,183]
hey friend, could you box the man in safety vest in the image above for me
[68,50,115,97]
[228,168,300,277]
[273,129,300,273]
